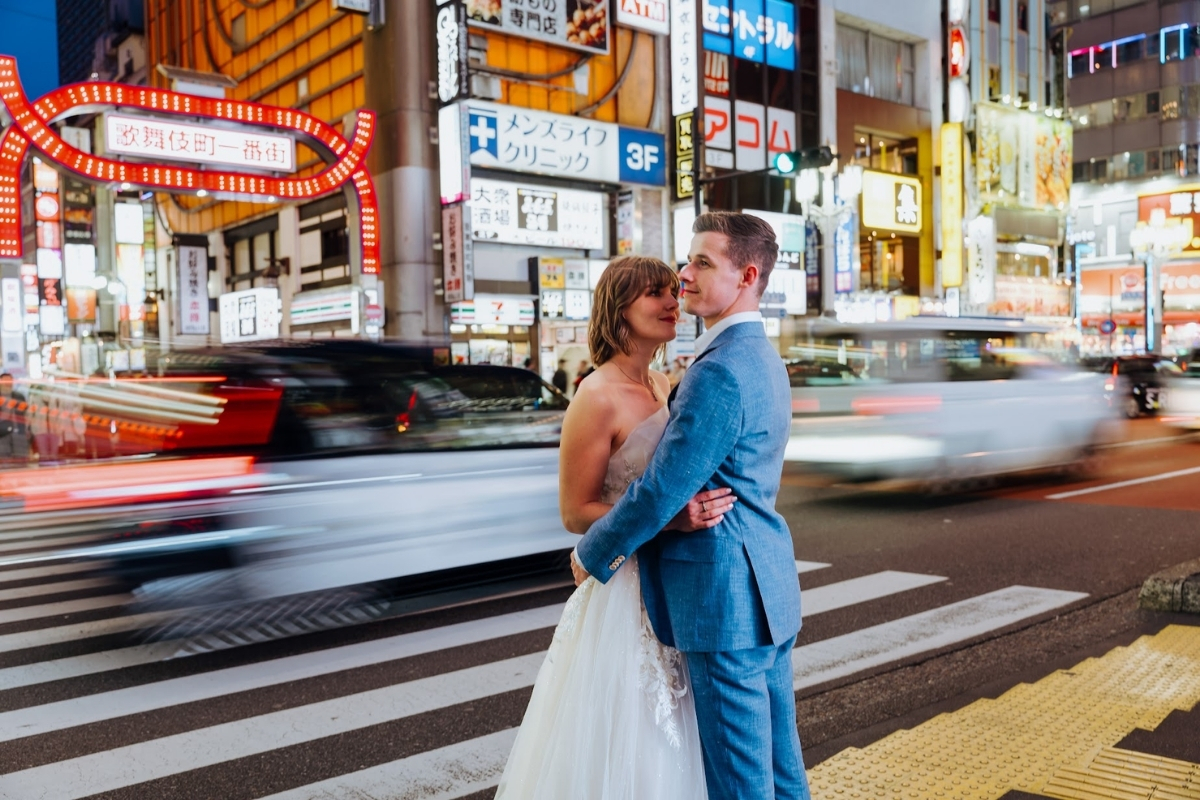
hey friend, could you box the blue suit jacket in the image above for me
[576,322,801,652]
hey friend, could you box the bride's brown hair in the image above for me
[589,255,680,366]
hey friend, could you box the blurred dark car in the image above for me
[0,341,577,631]
[1079,355,1179,418]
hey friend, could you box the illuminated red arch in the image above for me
[0,55,378,274]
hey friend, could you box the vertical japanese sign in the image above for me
[177,245,210,335]
[442,204,474,303]
[834,213,856,294]
[674,112,696,200]
[670,0,699,116]
[940,123,964,288]
[436,0,470,105]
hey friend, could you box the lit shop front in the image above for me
[1079,262,1200,355]
[0,56,380,375]
[964,103,1072,318]
[437,97,667,375]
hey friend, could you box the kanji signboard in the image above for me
[104,113,297,172]
[466,0,611,54]
[470,178,605,249]
[464,101,665,186]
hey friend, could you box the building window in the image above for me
[1146,148,1161,173]
[835,24,916,106]
[1017,2,1029,33]
[1073,162,1090,183]
[988,0,1000,23]
[1147,91,1160,114]
[1092,159,1107,181]
[1069,50,1089,77]
[1116,38,1143,65]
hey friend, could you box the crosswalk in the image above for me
[0,537,1088,800]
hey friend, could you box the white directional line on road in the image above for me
[262,583,1081,800]
[0,610,172,654]
[0,561,106,587]
[1046,465,1200,499]
[0,577,114,604]
[0,652,547,800]
[791,585,1088,690]
[0,559,838,692]
[0,593,130,626]
[0,533,102,556]
[256,728,519,800]
[0,605,565,741]
[802,571,946,615]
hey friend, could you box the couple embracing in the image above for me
[496,212,811,800]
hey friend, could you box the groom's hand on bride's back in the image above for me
[667,487,737,532]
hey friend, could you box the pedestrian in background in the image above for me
[572,359,593,396]
[0,373,26,463]
[552,359,569,394]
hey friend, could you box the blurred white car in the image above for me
[784,318,1118,483]
[1161,357,1200,429]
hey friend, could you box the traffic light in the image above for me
[772,146,834,174]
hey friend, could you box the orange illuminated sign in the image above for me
[0,55,379,273]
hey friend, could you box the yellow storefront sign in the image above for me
[861,170,923,235]
[940,122,964,288]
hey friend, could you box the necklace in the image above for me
[614,363,658,401]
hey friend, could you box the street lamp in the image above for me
[1130,207,1192,354]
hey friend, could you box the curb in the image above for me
[1137,557,1200,613]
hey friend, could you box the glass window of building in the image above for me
[1070,50,1089,77]
[1147,91,1160,115]
[1116,38,1142,65]
[835,24,915,106]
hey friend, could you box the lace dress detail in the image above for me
[495,405,707,800]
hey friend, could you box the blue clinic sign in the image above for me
[703,0,796,69]
[464,100,665,186]
[618,127,668,186]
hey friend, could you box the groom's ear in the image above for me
[740,263,760,289]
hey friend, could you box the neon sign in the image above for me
[0,56,379,274]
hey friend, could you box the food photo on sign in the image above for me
[466,0,609,53]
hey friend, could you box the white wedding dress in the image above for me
[495,405,708,800]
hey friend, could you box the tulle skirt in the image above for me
[495,555,709,800]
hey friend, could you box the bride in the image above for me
[495,255,736,799]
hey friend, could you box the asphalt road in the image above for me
[0,421,1196,799]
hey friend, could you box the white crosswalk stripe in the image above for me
[0,537,1088,800]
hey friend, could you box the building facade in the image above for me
[1058,0,1200,355]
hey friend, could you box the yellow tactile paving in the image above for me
[1044,747,1200,800]
[808,625,1200,799]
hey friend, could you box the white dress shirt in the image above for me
[692,311,764,357]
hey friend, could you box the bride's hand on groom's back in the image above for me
[667,487,737,532]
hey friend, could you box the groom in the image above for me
[573,211,809,799]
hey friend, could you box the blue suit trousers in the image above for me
[686,636,811,800]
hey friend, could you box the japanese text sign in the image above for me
[177,245,210,335]
[105,113,296,172]
[466,0,611,55]
[465,101,665,185]
[670,0,699,115]
[861,170,922,235]
[470,178,605,249]
[702,0,795,69]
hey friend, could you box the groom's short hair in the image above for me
[692,212,778,296]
